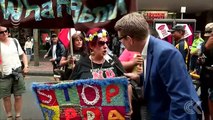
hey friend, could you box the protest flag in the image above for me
[58,28,81,56]
[58,28,70,49]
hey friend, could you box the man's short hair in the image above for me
[204,22,213,37]
[114,12,149,40]
[168,25,185,33]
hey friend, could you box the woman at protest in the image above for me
[59,32,87,80]
[70,28,133,117]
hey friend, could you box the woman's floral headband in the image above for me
[85,29,108,42]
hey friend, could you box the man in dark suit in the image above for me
[115,12,201,120]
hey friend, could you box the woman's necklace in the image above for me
[89,55,105,71]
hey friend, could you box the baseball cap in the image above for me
[194,31,201,33]
[204,22,213,37]
[168,25,185,32]
[51,33,57,38]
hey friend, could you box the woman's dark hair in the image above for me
[71,33,87,56]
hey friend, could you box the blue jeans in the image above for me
[26,48,32,55]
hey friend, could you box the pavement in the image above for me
[27,51,53,76]
[28,60,53,76]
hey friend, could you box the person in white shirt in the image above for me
[24,36,33,61]
[45,35,51,51]
[0,26,29,120]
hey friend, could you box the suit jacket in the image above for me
[141,36,201,120]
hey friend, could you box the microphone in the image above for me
[104,54,126,74]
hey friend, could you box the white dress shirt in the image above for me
[141,35,150,80]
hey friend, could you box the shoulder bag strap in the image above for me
[13,38,19,53]
[0,42,4,77]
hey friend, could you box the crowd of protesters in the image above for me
[0,12,213,120]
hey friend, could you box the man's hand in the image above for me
[49,58,55,62]
[133,54,143,66]
[136,64,143,74]
[124,72,140,83]
[44,54,48,59]
[22,66,29,76]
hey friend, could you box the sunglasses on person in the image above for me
[97,41,109,46]
[205,30,213,34]
[118,35,127,41]
[0,30,8,34]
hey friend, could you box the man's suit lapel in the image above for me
[144,37,154,90]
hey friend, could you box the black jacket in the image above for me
[47,41,66,65]
[199,42,213,87]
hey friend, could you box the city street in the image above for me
[0,76,53,120]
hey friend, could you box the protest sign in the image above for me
[32,77,130,120]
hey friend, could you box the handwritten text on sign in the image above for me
[0,0,127,24]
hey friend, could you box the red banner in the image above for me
[0,0,136,31]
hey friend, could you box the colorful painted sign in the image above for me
[32,77,130,120]
[0,0,136,30]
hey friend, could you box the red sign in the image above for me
[142,11,168,20]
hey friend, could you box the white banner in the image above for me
[155,23,171,39]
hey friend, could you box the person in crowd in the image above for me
[190,31,204,73]
[114,12,201,120]
[0,26,29,120]
[45,35,51,52]
[30,36,34,54]
[70,28,133,118]
[44,33,66,81]
[119,49,144,120]
[59,32,87,80]
[168,25,190,69]
[24,36,33,62]
[111,34,121,56]
[119,49,142,73]
[197,22,213,120]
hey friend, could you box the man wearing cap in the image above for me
[44,33,66,81]
[168,25,190,69]
[198,22,213,119]
[190,31,204,72]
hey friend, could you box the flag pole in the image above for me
[67,28,74,69]
[69,28,73,56]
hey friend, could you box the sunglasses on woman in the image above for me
[97,41,109,46]
[0,30,8,35]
